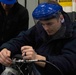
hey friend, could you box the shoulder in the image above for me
[14,3,28,12]
[14,3,28,16]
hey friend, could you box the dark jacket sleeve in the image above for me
[45,38,76,75]
[0,26,36,56]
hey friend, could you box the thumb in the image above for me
[6,50,11,57]
[2,48,11,57]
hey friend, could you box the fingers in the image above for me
[21,46,37,60]
[22,49,34,56]
[0,48,12,66]
[21,46,46,67]
[21,46,32,52]
[21,46,33,56]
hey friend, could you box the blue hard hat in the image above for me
[32,3,63,20]
[0,0,16,4]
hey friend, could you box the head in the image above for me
[0,0,16,11]
[32,1,64,36]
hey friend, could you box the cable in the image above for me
[12,54,63,75]
[12,59,63,75]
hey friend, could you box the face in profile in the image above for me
[1,2,14,11]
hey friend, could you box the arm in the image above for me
[0,26,36,66]
[45,38,76,74]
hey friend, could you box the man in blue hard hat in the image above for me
[0,1,76,75]
[0,0,16,11]
[0,0,29,74]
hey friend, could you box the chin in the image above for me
[48,32,55,36]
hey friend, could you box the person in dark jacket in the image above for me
[0,0,29,74]
[0,1,76,75]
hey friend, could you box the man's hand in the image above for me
[21,46,46,67]
[21,46,37,60]
[0,48,12,66]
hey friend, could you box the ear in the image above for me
[60,14,64,23]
